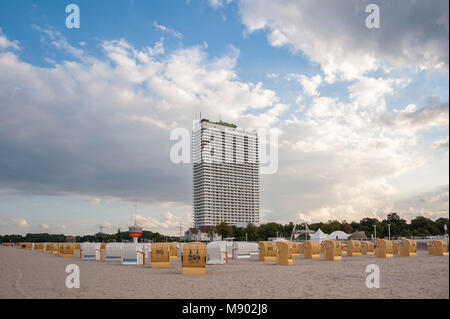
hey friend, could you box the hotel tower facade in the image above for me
[193,119,260,227]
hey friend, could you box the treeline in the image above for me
[212,213,449,241]
[0,233,67,243]
[1,213,448,243]
[0,229,179,244]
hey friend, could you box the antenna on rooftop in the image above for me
[129,199,142,243]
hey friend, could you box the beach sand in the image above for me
[0,246,448,299]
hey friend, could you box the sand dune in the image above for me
[0,246,448,299]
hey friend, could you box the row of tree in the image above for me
[210,213,449,241]
[1,213,448,243]
[0,229,179,244]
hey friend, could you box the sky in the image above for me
[0,0,448,236]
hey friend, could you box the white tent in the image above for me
[249,242,259,255]
[80,243,101,260]
[207,241,227,264]
[105,243,123,261]
[121,243,145,265]
[309,228,330,244]
[232,242,251,259]
[328,230,350,240]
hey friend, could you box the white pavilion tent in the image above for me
[328,230,350,240]
[308,228,330,244]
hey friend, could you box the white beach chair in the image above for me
[105,243,123,261]
[121,243,145,265]
[80,243,101,260]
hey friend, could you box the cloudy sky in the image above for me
[0,0,448,236]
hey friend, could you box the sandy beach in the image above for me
[0,246,448,299]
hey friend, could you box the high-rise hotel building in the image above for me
[193,119,260,227]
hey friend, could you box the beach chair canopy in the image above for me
[206,241,227,264]
[233,241,251,258]
[105,243,123,260]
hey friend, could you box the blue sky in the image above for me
[0,1,317,81]
[0,0,448,235]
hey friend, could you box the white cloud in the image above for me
[0,22,447,231]
[392,186,449,221]
[262,71,447,223]
[208,0,234,8]
[153,21,183,38]
[395,102,449,134]
[265,73,278,79]
[40,224,49,229]
[427,191,449,203]
[0,28,280,207]
[432,136,449,149]
[287,74,322,96]
[135,212,192,235]
[0,28,20,50]
[238,0,449,82]
[32,25,83,59]
[11,218,29,227]
[86,197,102,205]
[103,221,112,229]
[348,76,399,112]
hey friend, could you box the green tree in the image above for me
[383,212,408,237]
[350,222,360,231]
[283,222,295,238]
[205,226,217,241]
[246,223,259,241]
[341,222,354,234]
[216,222,233,238]
[116,229,123,242]
[258,222,284,240]
[435,218,449,235]
[410,216,437,235]
[232,226,246,241]
[359,218,381,238]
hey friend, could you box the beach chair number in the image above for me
[188,250,201,263]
